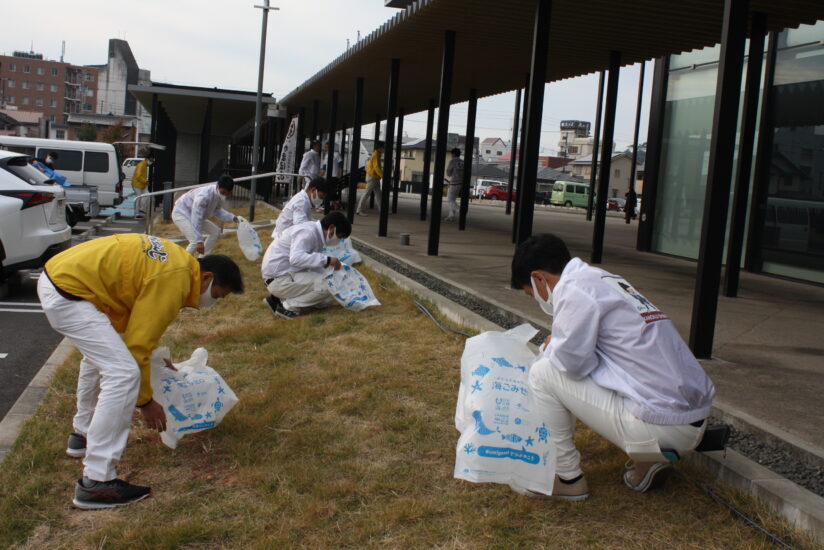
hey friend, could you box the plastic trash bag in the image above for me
[454,324,556,494]
[236,216,262,261]
[322,237,362,265]
[150,347,239,449]
[323,264,380,312]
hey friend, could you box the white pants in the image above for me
[446,184,461,220]
[357,176,382,214]
[266,270,334,312]
[133,186,147,214]
[37,274,140,482]
[172,209,220,256]
[529,357,705,479]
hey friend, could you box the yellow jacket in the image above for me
[366,149,382,179]
[45,234,200,407]
[132,159,149,189]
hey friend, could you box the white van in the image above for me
[0,136,123,207]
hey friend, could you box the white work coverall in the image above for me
[272,189,313,238]
[445,157,464,220]
[530,258,715,479]
[172,184,235,256]
[261,220,334,312]
[298,149,320,180]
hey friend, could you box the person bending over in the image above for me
[172,175,239,256]
[38,233,244,509]
[510,233,714,500]
[272,177,333,239]
[261,211,351,319]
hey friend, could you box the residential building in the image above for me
[480,137,510,161]
[0,50,98,130]
[570,151,644,198]
[558,120,595,160]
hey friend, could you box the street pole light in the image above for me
[249,0,279,222]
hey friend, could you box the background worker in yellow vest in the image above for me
[37,233,244,510]
[131,151,155,220]
[356,141,384,217]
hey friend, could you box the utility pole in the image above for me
[249,0,279,221]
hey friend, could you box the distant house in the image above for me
[480,137,509,162]
[0,108,44,137]
[570,150,645,197]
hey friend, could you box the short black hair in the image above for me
[48,151,59,159]
[198,254,244,294]
[217,175,235,192]
[311,140,321,149]
[510,233,571,289]
[145,151,156,160]
[451,148,461,157]
[375,141,385,150]
[306,176,333,195]
[320,210,351,238]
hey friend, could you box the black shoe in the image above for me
[73,478,151,510]
[262,295,281,316]
[66,432,86,458]
[275,302,299,320]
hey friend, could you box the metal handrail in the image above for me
[135,171,309,235]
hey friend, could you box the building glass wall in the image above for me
[652,20,824,284]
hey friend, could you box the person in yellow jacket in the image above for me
[131,152,155,220]
[356,141,384,216]
[37,233,244,509]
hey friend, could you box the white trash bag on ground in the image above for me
[236,216,262,261]
[323,264,380,311]
[454,324,556,494]
[322,237,362,265]
[150,347,239,449]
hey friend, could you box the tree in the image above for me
[77,122,98,141]
[97,119,130,160]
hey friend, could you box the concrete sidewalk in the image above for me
[347,196,824,465]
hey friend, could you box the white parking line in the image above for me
[0,308,44,313]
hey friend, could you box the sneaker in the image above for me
[134,214,145,220]
[275,302,300,320]
[66,433,86,458]
[623,461,673,493]
[510,475,589,501]
[356,211,368,217]
[262,295,281,317]
[72,478,151,510]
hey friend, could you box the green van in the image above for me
[551,180,590,208]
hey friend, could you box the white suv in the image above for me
[0,150,71,282]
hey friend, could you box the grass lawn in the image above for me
[1,221,820,550]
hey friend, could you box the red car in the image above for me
[606,198,626,211]
[483,184,516,201]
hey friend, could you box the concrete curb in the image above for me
[0,338,74,463]
[352,237,824,545]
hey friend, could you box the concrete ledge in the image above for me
[0,338,74,463]
[689,450,824,543]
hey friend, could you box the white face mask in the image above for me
[325,227,340,248]
[200,279,217,310]
[530,276,553,316]
[310,190,323,208]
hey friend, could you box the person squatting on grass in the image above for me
[261,211,351,320]
[271,176,333,239]
[510,234,715,500]
[37,234,244,509]
[172,175,239,257]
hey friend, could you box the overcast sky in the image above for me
[2,0,651,152]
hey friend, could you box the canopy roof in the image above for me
[280,0,824,129]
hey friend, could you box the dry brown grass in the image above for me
[0,225,821,549]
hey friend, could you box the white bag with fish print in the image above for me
[323,264,380,312]
[150,347,239,449]
[454,324,556,494]
[236,216,263,261]
[322,237,362,265]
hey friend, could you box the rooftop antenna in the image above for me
[61,40,65,63]
[357,30,361,41]
[346,38,350,49]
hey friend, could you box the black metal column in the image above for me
[745,31,778,273]
[420,99,435,221]
[636,57,670,251]
[294,107,306,196]
[348,77,364,223]
[379,59,400,237]
[587,70,605,221]
[198,98,213,183]
[371,114,381,210]
[590,51,621,263]
[149,93,158,195]
[515,0,552,245]
[392,107,404,213]
[626,62,645,224]
[311,100,319,142]
[427,30,456,256]
[326,89,338,180]
[689,0,749,359]
[512,73,530,243]
[724,13,766,297]
[459,88,477,230]
[506,88,522,216]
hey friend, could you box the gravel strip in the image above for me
[356,240,824,499]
